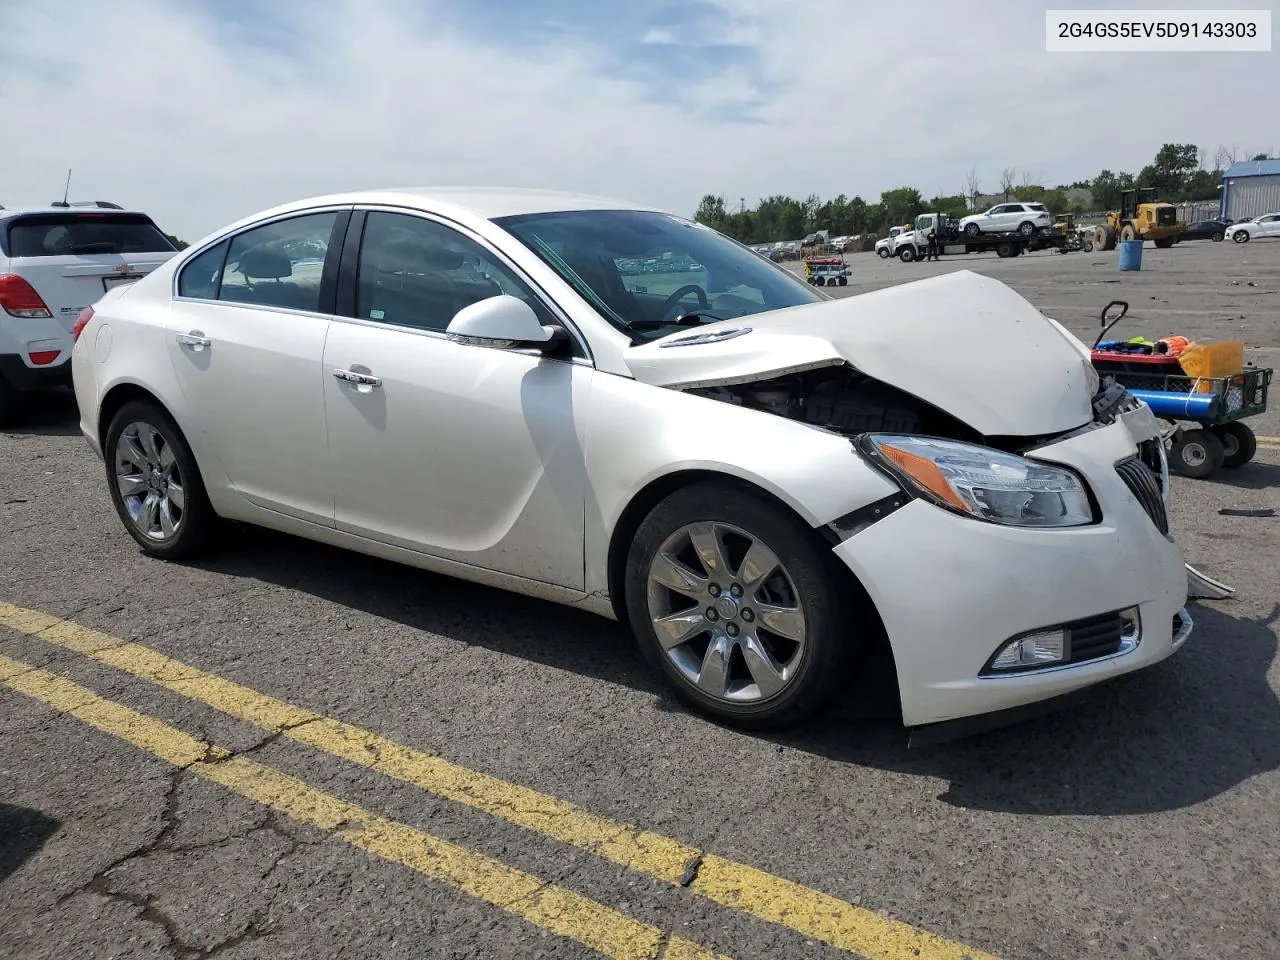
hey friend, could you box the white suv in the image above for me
[0,202,178,425]
[957,202,1052,238]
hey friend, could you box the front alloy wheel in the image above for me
[647,521,806,704]
[625,481,857,729]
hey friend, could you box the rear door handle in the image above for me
[332,368,382,388]
[176,332,211,351]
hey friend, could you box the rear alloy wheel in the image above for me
[1018,221,1035,237]
[1212,231,1225,242]
[625,482,856,729]
[1169,428,1225,479]
[105,400,216,559]
[1213,422,1257,469]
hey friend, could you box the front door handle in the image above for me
[176,331,211,351]
[332,368,382,389]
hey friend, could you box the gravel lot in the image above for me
[1,238,1277,960]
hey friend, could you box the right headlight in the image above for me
[856,434,1094,528]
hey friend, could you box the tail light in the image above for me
[28,350,60,365]
[0,274,52,318]
[73,305,95,342]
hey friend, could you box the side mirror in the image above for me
[445,295,565,352]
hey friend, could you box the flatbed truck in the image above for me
[894,212,1065,262]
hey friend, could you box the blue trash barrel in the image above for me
[1118,238,1144,271]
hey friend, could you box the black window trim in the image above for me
[171,204,353,320]
[2,209,177,259]
[332,203,593,365]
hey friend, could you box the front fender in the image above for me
[582,373,900,597]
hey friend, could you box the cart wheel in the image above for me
[1170,429,1224,478]
[1213,422,1257,469]
[837,276,847,286]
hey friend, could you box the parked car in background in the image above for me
[0,201,178,425]
[1224,212,1280,243]
[1175,217,1230,243]
[71,186,1193,735]
[958,202,1052,238]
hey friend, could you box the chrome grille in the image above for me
[1116,457,1169,535]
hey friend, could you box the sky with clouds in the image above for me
[2,0,1275,242]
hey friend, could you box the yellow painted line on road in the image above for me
[0,602,999,960]
[0,654,727,960]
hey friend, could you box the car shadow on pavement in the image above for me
[0,803,61,885]
[0,389,80,438]
[1201,460,1280,490]
[777,601,1280,816]
[190,529,1278,817]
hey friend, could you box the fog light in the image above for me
[989,629,1067,671]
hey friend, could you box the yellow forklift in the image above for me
[1092,187,1185,251]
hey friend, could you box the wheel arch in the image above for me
[604,468,901,719]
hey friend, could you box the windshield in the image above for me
[494,209,826,342]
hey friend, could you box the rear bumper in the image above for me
[0,353,73,390]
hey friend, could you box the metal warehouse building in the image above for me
[1221,159,1280,221]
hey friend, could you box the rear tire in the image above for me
[104,399,218,560]
[624,481,859,730]
[1214,422,1257,469]
[1154,237,1174,249]
[1017,221,1035,237]
[1212,231,1225,242]
[1170,429,1224,479]
[0,375,18,429]
[1120,224,1138,242]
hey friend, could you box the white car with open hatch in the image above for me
[71,187,1192,736]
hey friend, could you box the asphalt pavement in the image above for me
[1,237,1278,960]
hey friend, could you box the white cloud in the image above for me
[1,0,1273,242]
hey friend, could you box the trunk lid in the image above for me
[623,270,1094,437]
[2,211,178,331]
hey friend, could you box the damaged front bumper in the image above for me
[832,410,1193,729]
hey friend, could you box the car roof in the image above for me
[0,205,153,220]
[245,186,666,224]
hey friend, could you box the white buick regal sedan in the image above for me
[71,188,1192,735]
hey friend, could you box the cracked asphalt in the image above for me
[2,238,1278,960]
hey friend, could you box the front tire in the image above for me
[104,399,217,559]
[877,247,889,258]
[963,222,980,238]
[624,481,857,730]
[1233,231,1249,243]
[899,245,916,262]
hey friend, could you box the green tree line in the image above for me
[696,142,1255,249]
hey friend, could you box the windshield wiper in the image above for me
[627,312,725,331]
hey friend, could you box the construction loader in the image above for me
[1092,187,1185,251]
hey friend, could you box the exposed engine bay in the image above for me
[686,363,982,444]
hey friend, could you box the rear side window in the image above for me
[4,213,176,258]
[217,212,341,314]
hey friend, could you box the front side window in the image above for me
[495,209,825,343]
[218,211,340,313]
[353,212,553,333]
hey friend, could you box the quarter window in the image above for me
[218,211,341,313]
[354,212,552,333]
[177,240,229,299]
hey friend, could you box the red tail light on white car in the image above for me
[0,274,53,318]
[73,305,95,342]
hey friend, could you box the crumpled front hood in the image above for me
[623,270,1095,437]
